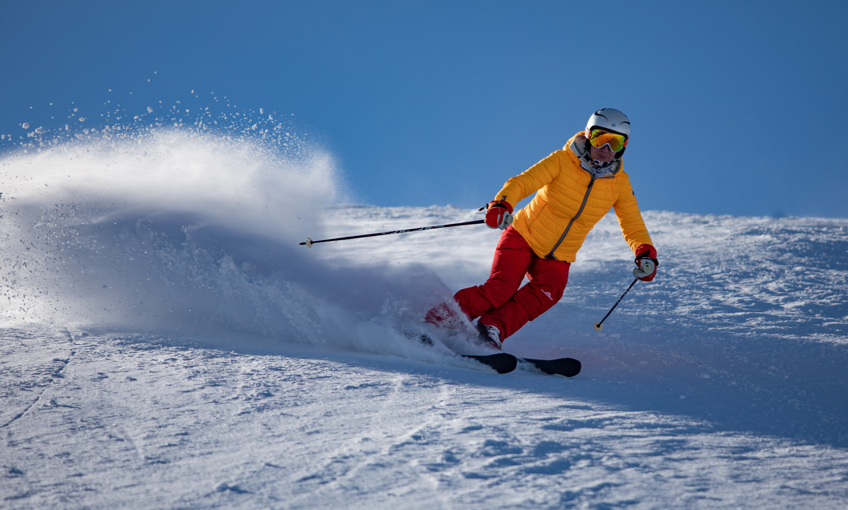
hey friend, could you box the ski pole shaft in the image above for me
[593,278,639,332]
[299,219,485,247]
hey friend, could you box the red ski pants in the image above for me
[454,226,570,341]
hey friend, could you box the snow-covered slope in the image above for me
[2,129,847,508]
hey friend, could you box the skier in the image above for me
[426,108,658,347]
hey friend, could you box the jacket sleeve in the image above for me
[492,151,563,209]
[612,173,654,254]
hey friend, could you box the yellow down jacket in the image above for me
[494,131,653,263]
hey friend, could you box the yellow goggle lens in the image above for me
[589,129,627,152]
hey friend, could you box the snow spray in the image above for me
[0,105,451,360]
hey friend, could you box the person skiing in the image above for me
[425,108,658,347]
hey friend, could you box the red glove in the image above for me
[485,201,514,230]
[633,244,658,281]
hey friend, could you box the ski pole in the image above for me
[592,259,655,331]
[299,219,485,247]
[593,278,638,331]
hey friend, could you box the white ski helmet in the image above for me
[586,108,630,138]
[585,108,630,159]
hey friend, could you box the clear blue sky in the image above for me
[2,1,847,218]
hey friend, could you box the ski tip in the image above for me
[565,358,581,377]
[523,357,581,377]
[494,354,519,374]
[464,353,517,374]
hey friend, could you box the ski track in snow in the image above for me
[2,131,848,508]
[4,329,848,509]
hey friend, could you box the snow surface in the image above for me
[2,127,848,508]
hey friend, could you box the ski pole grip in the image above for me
[632,259,655,279]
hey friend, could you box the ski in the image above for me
[462,353,518,374]
[410,332,579,376]
[519,357,581,377]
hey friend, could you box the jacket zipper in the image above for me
[545,174,597,260]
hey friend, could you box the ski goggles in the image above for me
[588,129,627,152]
